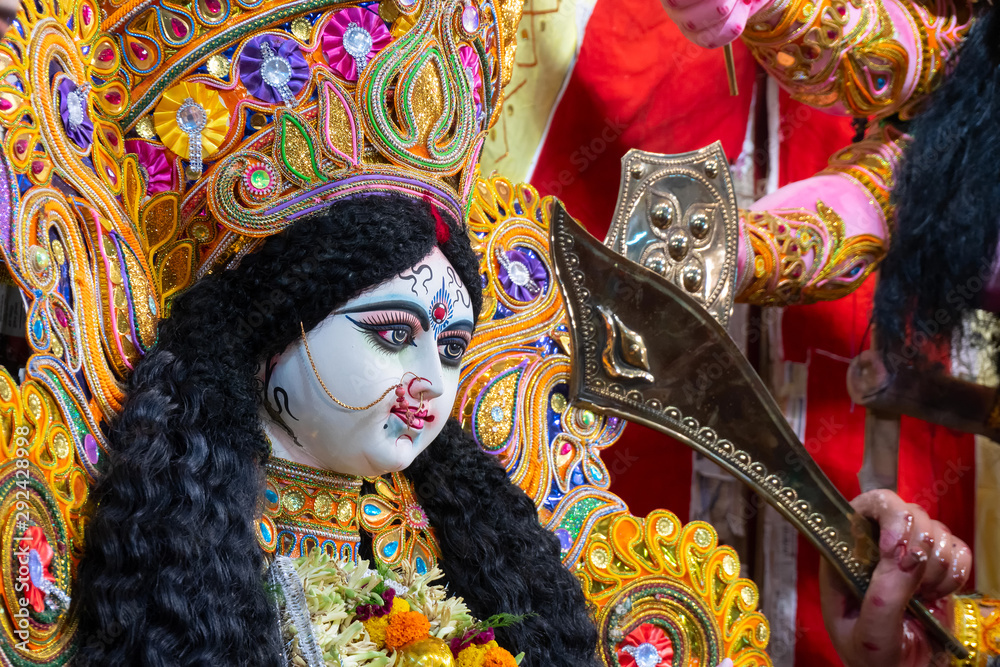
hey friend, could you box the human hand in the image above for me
[819,489,972,667]
[658,0,771,49]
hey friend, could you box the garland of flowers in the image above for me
[288,551,523,666]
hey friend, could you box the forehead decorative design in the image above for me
[429,277,454,335]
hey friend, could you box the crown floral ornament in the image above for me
[0,0,521,430]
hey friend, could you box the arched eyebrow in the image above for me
[337,300,431,331]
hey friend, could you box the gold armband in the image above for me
[952,595,1000,666]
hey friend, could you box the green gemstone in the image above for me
[250,168,271,189]
[579,410,596,428]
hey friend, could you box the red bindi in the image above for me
[432,304,447,322]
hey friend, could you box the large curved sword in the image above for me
[548,200,967,658]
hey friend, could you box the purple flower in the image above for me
[321,7,391,82]
[239,36,310,105]
[126,140,175,196]
[449,627,496,656]
[497,248,548,302]
[355,586,395,621]
[58,79,93,149]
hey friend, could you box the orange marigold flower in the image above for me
[482,646,517,667]
[384,610,431,651]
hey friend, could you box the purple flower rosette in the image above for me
[58,79,93,149]
[239,35,310,104]
[321,7,391,82]
[126,140,176,196]
[498,249,548,302]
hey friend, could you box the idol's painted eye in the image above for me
[378,328,412,346]
[437,329,471,367]
[347,311,419,352]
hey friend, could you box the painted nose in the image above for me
[406,353,444,401]
[407,372,443,401]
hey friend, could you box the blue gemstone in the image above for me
[876,76,886,88]
[363,503,380,516]
[32,320,43,339]
[259,521,271,541]
[415,557,427,574]
[265,489,278,504]
[555,528,572,550]
[382,541,399,558]
[633,642,660,667]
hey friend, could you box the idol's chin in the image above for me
[366,434,418,474]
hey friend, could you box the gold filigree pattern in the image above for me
[951,596,1000,667]
[577,511,771,667]
[459,176,625,514]
[742,0,970,119]
[738,199,885,306]
[822,123,908,219]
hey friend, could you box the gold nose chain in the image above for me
[299,322,425,419]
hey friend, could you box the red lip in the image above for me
[391,405,434,430]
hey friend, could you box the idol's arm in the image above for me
[740,0,972,120]
[734,124,901,305]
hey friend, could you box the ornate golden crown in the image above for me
[0,0,519,419]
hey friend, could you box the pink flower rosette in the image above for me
[459,44,483,112]
[321,7,391,82]
[126,139,176,196]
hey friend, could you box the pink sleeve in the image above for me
[735,125,901,305]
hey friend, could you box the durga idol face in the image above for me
[261,247,474,477]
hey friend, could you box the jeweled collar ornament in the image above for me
[259,457,363,559]
[259,456,439,575]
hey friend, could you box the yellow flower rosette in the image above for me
[152,81,229,161]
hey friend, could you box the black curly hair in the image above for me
[872,2,1000,364]
[74,193,598,666]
